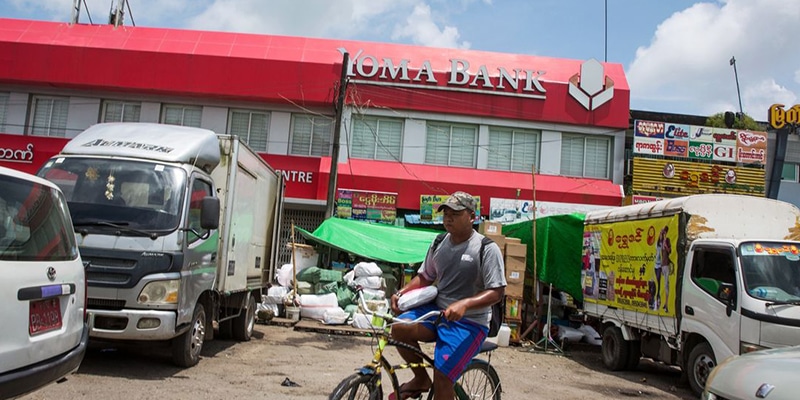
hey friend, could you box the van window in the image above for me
[0,175,78,261]
[691,247,736,296]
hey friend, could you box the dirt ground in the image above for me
[20,321,696,400]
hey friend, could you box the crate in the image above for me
[504,295,523,320]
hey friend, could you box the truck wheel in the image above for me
[687,342,716,395]
[601,326,629,371]
[626,340,641,370]
[232,294,256,341]
[172,303,206,367]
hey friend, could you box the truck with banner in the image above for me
[37,123,284,367]
[582,194,800,395]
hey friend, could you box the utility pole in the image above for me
[324,52,349,219]
[110,0,125,27]
[71,0,81,24]
[730,56,744,117]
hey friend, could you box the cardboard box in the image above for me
[505,255,526,297]
[505,237,521,245]
[485,233,506,256]
[479,221,503,235]
[505,243,527,258]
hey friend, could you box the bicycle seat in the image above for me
[479,340,497,353]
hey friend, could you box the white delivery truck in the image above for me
[581,194,800,395]
[38,123,284,367]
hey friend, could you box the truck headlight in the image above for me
[138,280,180,305]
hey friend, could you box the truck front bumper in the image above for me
[89,309,178,341]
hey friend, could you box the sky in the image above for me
[3,0,799,122]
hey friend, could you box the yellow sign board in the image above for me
[583,215,679,316]
[769,103,800,130]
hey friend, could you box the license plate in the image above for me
[30,298,62,335]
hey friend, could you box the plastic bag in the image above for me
[397,286,438,311]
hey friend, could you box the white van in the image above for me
[0,166,88,399]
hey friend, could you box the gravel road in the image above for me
[19,322,696,400]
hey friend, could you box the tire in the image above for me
[601,326,629,371]
[218,318,233,340]
[172,303,206,367]
[687,342,716,396]
[626,340,641,370]
[329,373,381,400]
[455,359,502,400]
[232,294,256,341]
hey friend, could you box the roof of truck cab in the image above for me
[59,123,221,172]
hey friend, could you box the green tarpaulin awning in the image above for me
[295,218,441,265]
[502,213,586,301]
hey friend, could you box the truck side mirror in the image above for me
[200,196,220,230]
[718,282,736,316]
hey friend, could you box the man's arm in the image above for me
[443,286,504,321]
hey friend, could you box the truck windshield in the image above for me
[39,158,185,233]
[739,242,800,302]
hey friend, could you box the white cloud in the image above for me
[391,3,470,49]
[627,0,800,121]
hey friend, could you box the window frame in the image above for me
[424,122,478,167]
[781,163,798,183]
[487,126,540,172]
[560,133,611,179]
[350,115,403,161]
[228,109,271,152]
[161,104,203,127]
[29,95,70,137]
[289,114,334,157]
[0,92,9,132]
[101,100,142,123]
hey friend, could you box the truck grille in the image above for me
[88,298,126,310]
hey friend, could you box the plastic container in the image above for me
[286,306,301,322]
[496,323,511,347]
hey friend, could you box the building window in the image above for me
[0,92,8,132]
[487,127,540,172]
[560,134,611,179]
[351,115,403,161]
[162,104,202,127]
[102,100,141,123]
[30,96,69,137]
[290,114,333,156]
[781,163,798,183]
[229,109,270,152]
[425,122,477,167]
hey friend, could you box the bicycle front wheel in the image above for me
[329,373,382,400]
[456,359,501,400]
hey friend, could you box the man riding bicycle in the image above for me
[390,191,506,400]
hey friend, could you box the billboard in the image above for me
[337,189,397,222]
[420,194,481,223]
[583,215,679,316]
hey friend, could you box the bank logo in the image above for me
[568,59,614,111]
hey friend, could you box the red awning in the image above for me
[319,158,622,213]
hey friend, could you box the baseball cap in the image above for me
[437,191,477,213]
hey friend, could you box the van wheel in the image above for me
[601,326,629,371]
[626,340,641,370]
[172,303,206,367]
[687,342,716,395]
[232,294,256,341]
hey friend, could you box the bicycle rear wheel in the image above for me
[329,373,382,400]
[455,359,501,400]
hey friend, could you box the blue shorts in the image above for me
[398,303,488,383]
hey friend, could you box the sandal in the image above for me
[387,382,430,400]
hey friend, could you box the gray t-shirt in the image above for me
[417,232,507,327]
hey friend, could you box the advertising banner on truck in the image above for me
[583,215,679,316]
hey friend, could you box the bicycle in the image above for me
[329,288,502,400]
